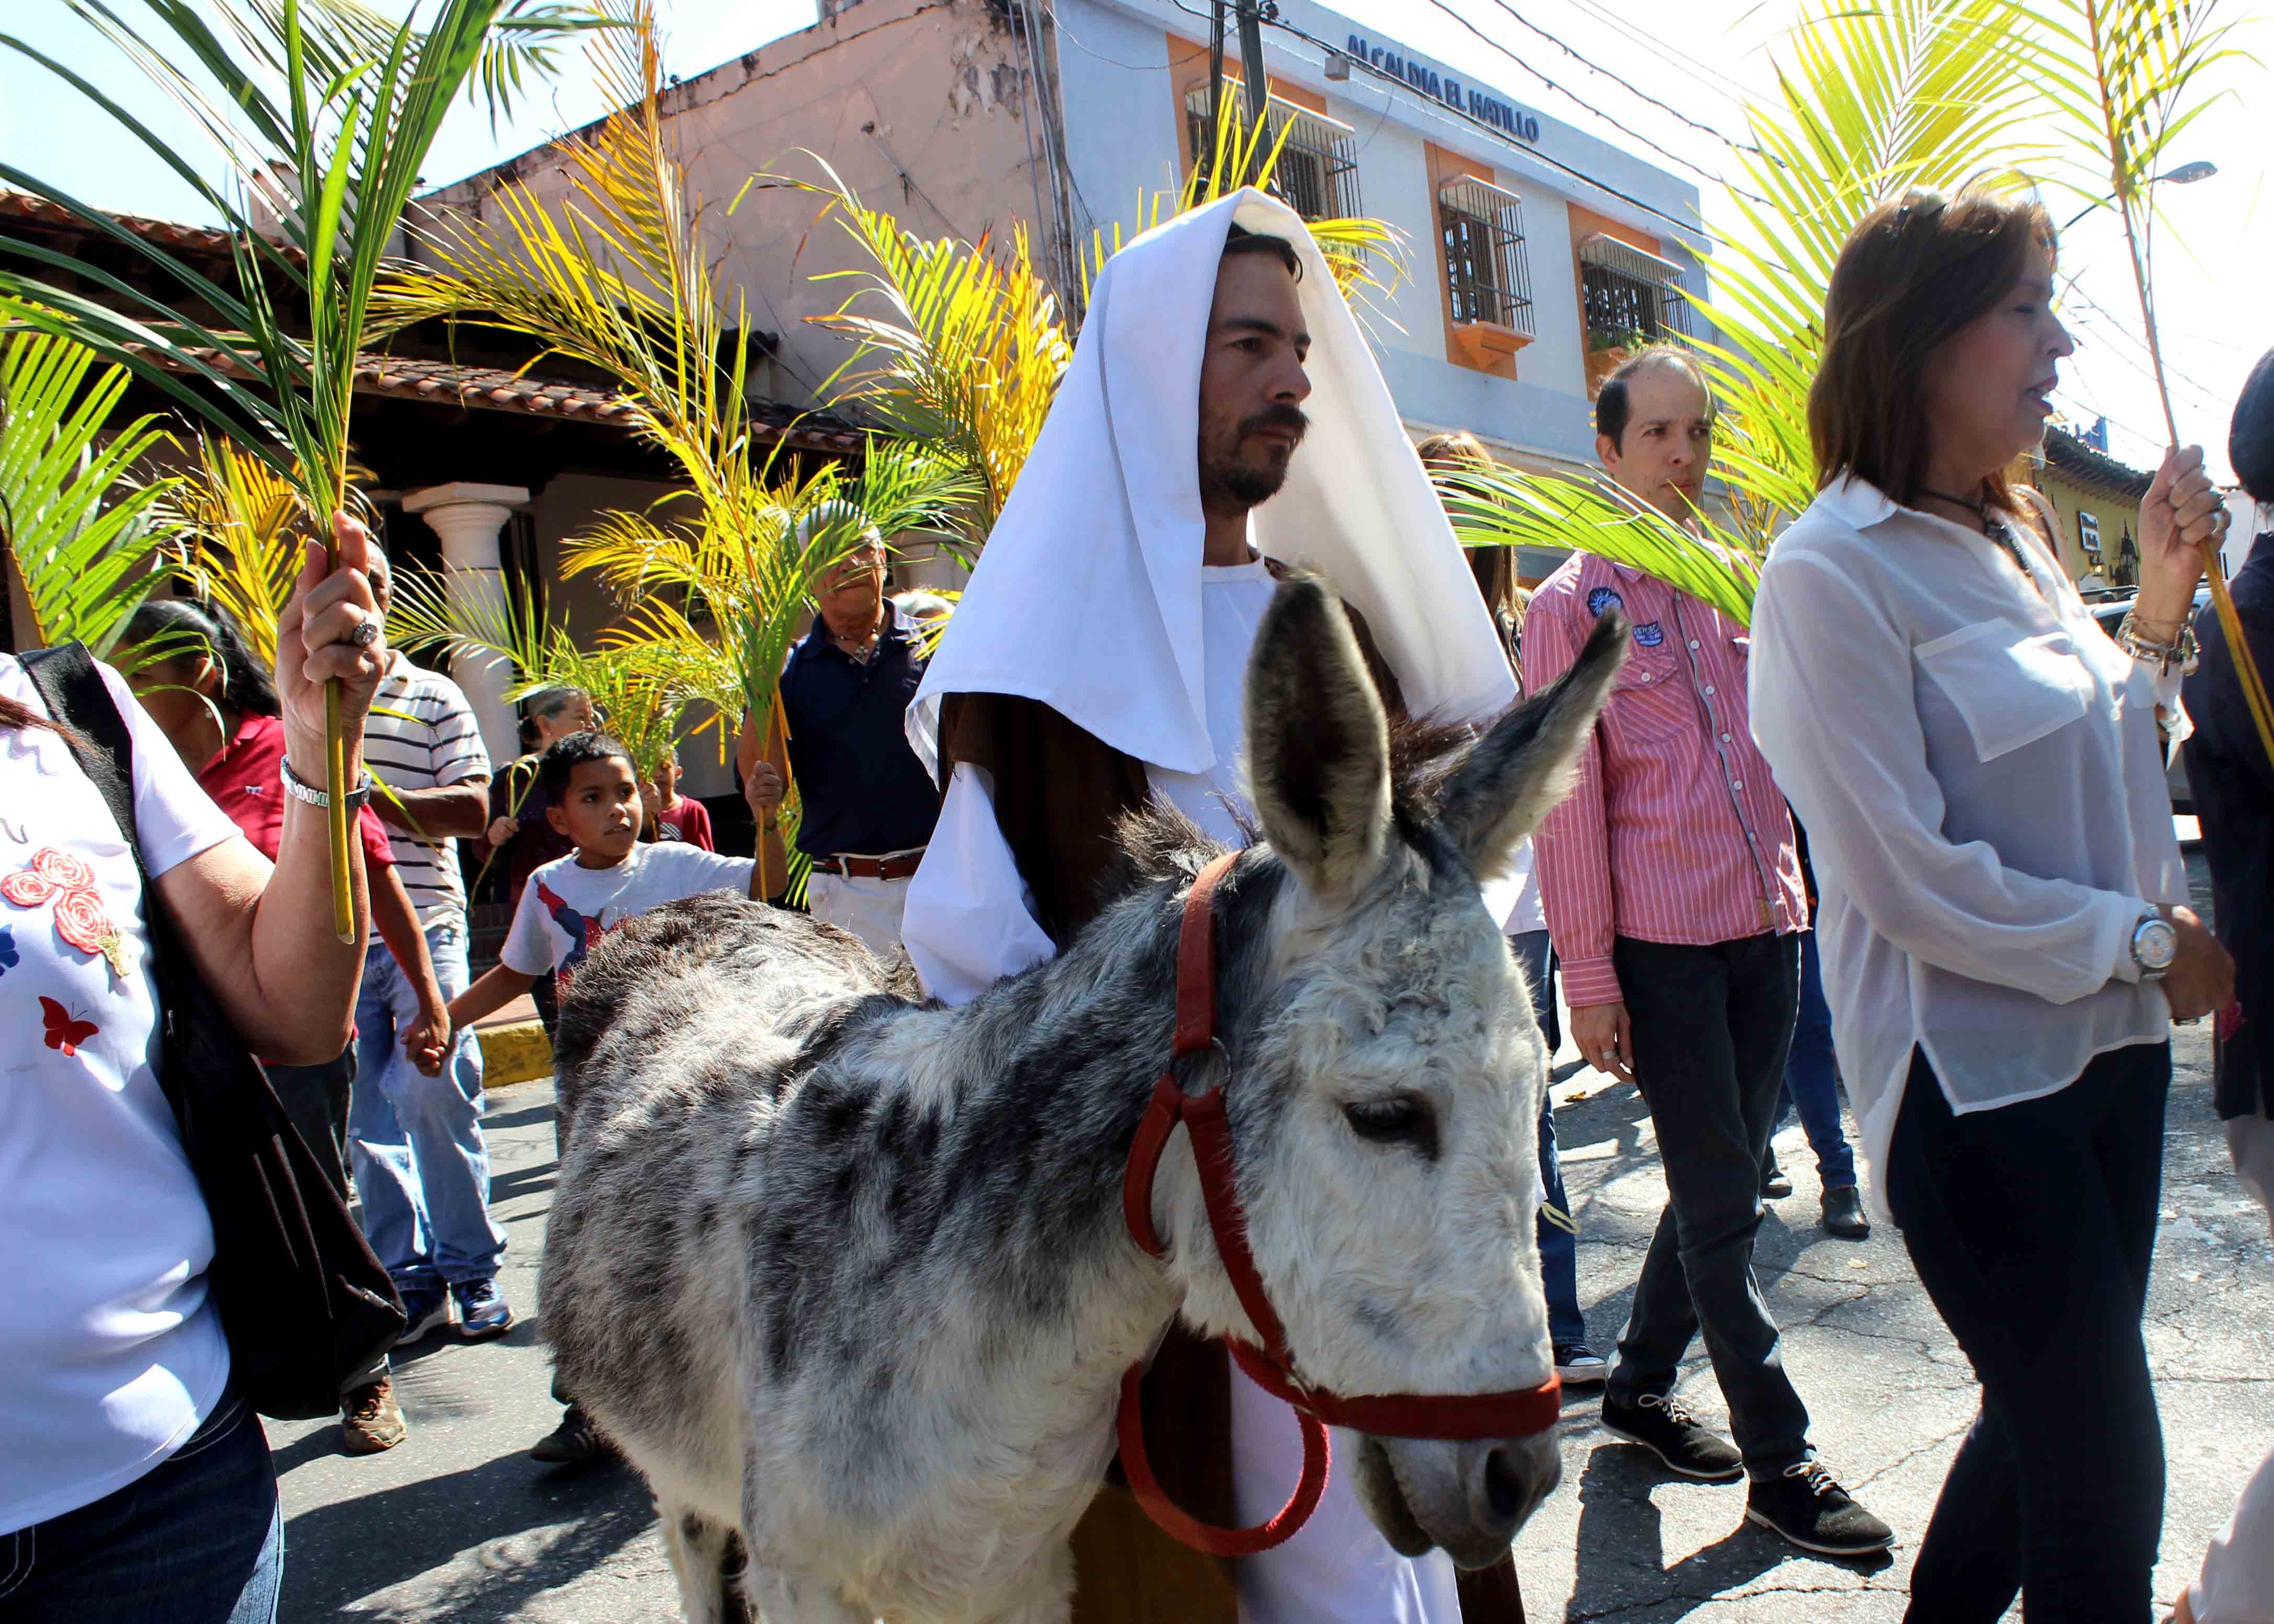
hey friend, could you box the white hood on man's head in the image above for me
[908,188,1516,778]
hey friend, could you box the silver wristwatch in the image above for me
[2129,910,2178,980]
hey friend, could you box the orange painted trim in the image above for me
[1425,141,1520,382]
[1568,201,1665,361]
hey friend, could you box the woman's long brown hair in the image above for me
[1810,189,2056,509]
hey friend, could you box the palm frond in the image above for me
[159,435,304,667]
[1438,465,1760,630]
[2009,0,2270,760]
[0,329,179,663]
[0,0,601,939]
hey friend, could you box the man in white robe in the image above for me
[901,190,1530,1624]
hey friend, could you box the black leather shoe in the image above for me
[1821,1184,1871,1239]
[1746,1461,1895,1554]
[1601,1390,1744,1482]
[1761,1154,1794,1199]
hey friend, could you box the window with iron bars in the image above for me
[1577,235,1692,347]
[1183,83,1363,222]
[1438,176,1533,334]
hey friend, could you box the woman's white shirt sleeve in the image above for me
[1750,552,2143,1004]
[902,764,1056,1005]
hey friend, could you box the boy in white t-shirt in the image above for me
[450,729,769,1466]
[450,732,767,1030]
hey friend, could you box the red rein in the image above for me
[1115,852,1564,1557]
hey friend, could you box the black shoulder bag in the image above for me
[24,643,406,1419]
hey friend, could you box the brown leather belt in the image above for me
[812,850,925,883]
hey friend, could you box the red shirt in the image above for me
[655,795,714,852]
[1521,552,1807,1007]
[197,712,397,869]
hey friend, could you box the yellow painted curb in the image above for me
[478,1019,554,1088]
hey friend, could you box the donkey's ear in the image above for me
[1244,576,1393,903]
[1438,610,1627,877]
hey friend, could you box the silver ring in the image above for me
[349,620,380,648]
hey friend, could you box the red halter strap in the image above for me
[1115,852,1563,1557]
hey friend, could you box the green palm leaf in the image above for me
[0,329,180,666]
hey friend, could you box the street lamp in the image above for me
[2061,162,2219,230]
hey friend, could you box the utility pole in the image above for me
[1234,0,1268,136]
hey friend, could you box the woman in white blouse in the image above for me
[1,517,385,1622]
[1749,190,2233,1624]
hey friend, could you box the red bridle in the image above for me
[1115,852,1564,1557]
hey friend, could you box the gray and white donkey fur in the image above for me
[544,577,1627,1624]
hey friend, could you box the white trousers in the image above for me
[805,871,912,961]
[1229,1362,1463,1624]
[2186,1114,2274,1623]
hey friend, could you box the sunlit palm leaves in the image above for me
[380,10,976,770]
[0,330,180,666]
[1449,0,2046,622]
[2017,0,2271,759]
[161,436,305,668]
[1437,465,1760,630]
[0,0,602,938]
[803,183,1072,547]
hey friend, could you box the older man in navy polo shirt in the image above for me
[747,514,943,958]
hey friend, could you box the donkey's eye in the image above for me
[1342,1096,1438,1158]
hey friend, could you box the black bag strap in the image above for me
[20,643,198,1117]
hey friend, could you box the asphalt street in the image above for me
[270,853,2274,1622]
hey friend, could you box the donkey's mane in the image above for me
[1093,708,1492,915]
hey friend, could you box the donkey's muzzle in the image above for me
[1358,1431,1563,1570]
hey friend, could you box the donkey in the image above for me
[542,577,1625,1624]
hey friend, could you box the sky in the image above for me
[3,0,2267,480]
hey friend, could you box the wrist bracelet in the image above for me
[2115,610,2198,675]
[281,757,374,813]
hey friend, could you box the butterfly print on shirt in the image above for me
[40,995,100,1057]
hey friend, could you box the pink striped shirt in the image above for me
[1521,552,1808,1007]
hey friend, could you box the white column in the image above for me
[402,481,530,768]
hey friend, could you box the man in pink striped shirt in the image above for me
[1522,348,1891,1555]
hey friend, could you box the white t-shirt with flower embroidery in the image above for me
[1,654,246,1534]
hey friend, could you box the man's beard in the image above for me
[1199,403,1309,511]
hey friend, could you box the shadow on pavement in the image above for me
[1562,1446,1891,1622]
[280,1451,652,1623]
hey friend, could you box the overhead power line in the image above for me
[1173,0,1726,249]
[1556,0,1757,112]
[1418,0,1771,203]
[1469,0,1768,160]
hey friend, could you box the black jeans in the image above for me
[1889,1042,2169,1624]
[1605,933,1811,1477]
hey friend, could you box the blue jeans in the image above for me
[0,1394,281,1623]
[1509,931,1586,1349]
[1774,931,1858,1188]
[348,920,503,1293]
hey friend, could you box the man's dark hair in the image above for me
[1595,346,1713,453]
[539,729,634,801]
[2232,347,2274,505]
[1223,222,1302,281]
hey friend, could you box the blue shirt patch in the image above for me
[1586,586,1624,618]
[1633,621,1665,648]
